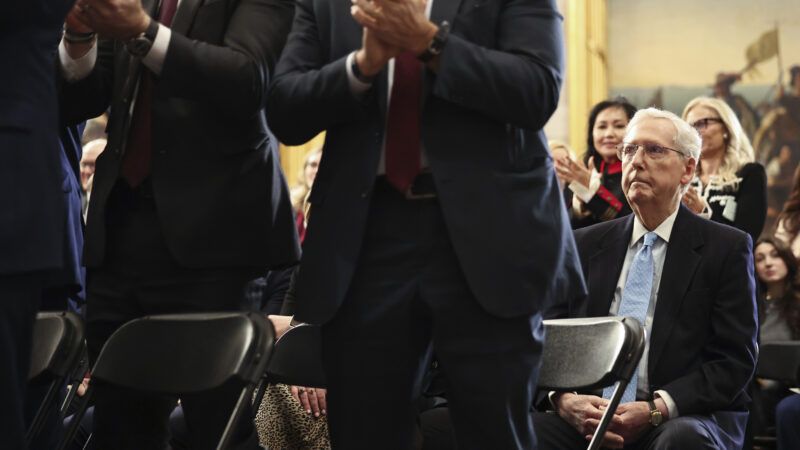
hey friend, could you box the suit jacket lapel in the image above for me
[648,205,703,370]
[586,216,633,317]
[171,0,203,36]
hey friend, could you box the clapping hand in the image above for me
[555,156,594,189]
[351,0,437,56]
[681,187,706,214]
[73,0,150,40]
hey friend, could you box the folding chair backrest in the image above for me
[539,317,646,450]
[539,317,645,391]
[757,341,800,384]
[266,324,326,388]
[28,311,85,384]
[91,312,274,394]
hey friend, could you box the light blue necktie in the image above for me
[603,231,657,404]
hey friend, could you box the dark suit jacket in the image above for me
[551,205,758,416]
[0,0,73,277]
[60,0,300,270]
[267,0,585,324]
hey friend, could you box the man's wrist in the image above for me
[354,49,382,77]
[551,391,575,410]
[653,397,669,419]
[64,28,96,44]
[413,22,440,57]
[127,13,152,41]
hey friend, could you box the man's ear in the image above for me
[680,157,697,186]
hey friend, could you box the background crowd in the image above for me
[3,0,800,449]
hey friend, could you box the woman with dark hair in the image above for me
[555,98,637,228]
[754,237,800,341]
[750,237,800,437]
[775,165,800,257]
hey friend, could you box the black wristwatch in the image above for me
[126,18,159,58]
[418,21,450,63]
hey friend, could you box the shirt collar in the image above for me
[630,206,679,247]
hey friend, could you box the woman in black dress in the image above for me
[682,97,767,242]
[555,98,637,229]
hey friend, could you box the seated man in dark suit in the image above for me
[536,108,758,449]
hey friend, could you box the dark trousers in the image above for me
[0,276,42,450]
[321,179,544,450]
[85,182,259,450]
[532,409,748,450]
[776,394,800,450]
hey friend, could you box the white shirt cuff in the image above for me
[654,389,679,419]
[142,23,171,75]
[59,39,98,82]
[546,390,576,411]
[345,52,373,97]
[569,169,602,203]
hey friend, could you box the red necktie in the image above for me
[384,51,422,193]
[120,0,178,187]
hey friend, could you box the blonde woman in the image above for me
[682,97,767,241]
[290,148,322,242]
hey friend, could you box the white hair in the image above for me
[626,107,701,162]
[625,107,701,194]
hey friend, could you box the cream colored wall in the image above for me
[279,132,325,189]
[564,0,609,156]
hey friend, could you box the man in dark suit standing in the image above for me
[1,0,74,447]
[58,0,298,447]
[267,0,584,448]
[536,108,758,449]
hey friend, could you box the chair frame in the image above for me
[539,317,646,450]
[252,323,326,413]
[26,311,86,446]
[57,312,274,450]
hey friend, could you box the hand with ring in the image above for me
[290,385,327,417]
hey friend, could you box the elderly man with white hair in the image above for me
[536,108,758,449]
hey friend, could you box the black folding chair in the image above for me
[252,323,326,410]
[57,312,275,450]
[539,317,646,450]
[757,341,800,384]
[26,311,85,446]
[752,341,800,449]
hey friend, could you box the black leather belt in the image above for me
[377,172,437,200]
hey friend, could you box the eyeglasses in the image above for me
[616,143,686,162]
[689,117,723,131]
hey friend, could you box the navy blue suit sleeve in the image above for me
[267,0,370,145]
[432,0,564,130]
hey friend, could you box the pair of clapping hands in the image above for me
[553,154,707,214]
[351,0,440,76]
[65,0,150,40]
